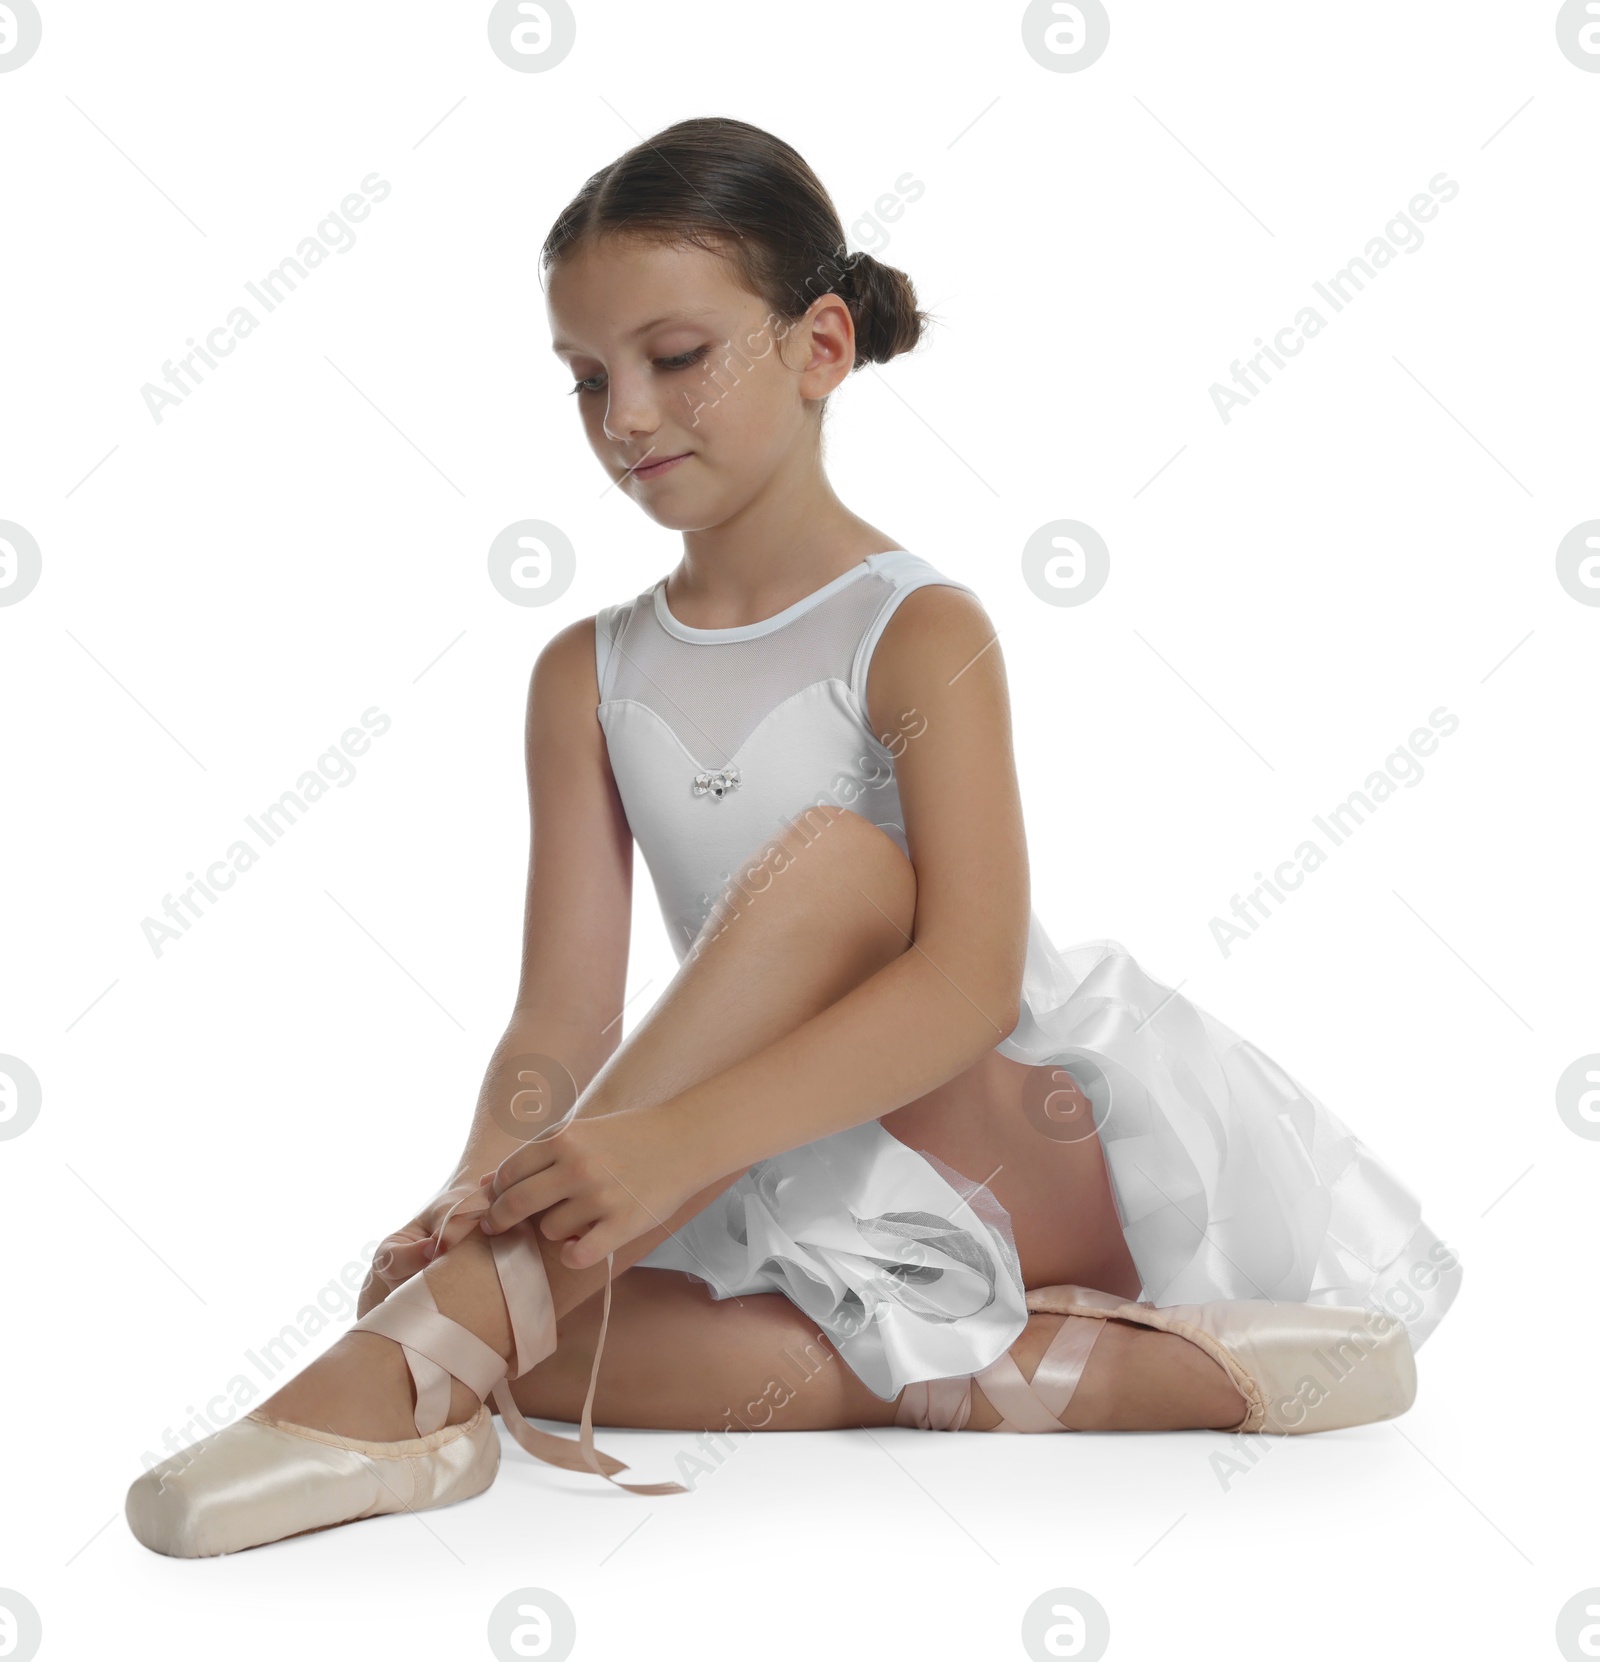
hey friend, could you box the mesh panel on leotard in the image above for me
[599,567,899,767]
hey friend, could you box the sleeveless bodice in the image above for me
[594,549,972,959]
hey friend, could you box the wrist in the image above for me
[447,1129,528,1187]
[645,1091,738,1196]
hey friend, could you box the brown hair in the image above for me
[541,115,930,373]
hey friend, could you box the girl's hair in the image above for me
[541,115,929,372]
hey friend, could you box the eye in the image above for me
[568,343,713,396]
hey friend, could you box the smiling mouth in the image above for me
[628,451,691,479]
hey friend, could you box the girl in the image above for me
[126,116,1458,1557]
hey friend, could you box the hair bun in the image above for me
[840,250,924,367]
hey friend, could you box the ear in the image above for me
[784,292,857,397]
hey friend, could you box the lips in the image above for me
[628,451,691,480]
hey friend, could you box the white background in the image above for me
[2,2,1594,1659]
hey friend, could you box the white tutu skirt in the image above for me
[638,913,1464,1401]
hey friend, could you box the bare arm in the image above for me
[449,614,635,1172]
[358,614,632,1308]
[653,582,1030,1177]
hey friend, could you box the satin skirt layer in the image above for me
[639,912,1462,1399]
[997,917,1462,1351]
[638,1124,1031,1401]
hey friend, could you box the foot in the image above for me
[964,1312,1249,1432]
[257,1230,518,1442]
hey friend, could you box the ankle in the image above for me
[963,1312,1070,1431]
[258,1329,422,1443]
[342,1319,485,1433]
[422,1228,516,1365]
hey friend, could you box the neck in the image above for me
[671,480,894,628]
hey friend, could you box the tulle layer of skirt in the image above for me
[638,913,1463,1399]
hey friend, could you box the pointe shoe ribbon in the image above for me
[894,1313,1106,1432]
[353,1184,687,1496]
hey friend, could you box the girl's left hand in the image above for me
[476,1106,704,1270]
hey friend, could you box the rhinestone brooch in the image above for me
[692,765,741,801]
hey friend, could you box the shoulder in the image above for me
[531,588,647,705]
[863,574,1007,741]
[531,613,599,688]
[857,552,990,649]
[524,613,615,747]
[878,576,992,640]
[870,577,1001,685]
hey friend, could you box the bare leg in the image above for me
[260,805,921,1439]
[507,1269,1246,1433]
[511,1268,902,1433]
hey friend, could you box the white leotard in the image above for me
[594,548,964,958]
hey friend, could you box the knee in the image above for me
[709,806,916,946]
[724,804,912,900]
[783,804,912,877]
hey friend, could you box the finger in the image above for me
[537,1195,605,1246]
[430,1207,488,1257]
[561,1218,625,1271]
[373,1234,430,1286]
[484,1139,558,1202]
[480,1168,574,1234]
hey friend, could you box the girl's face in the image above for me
[546,236,853,531]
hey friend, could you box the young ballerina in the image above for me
[126,116,1460,1557]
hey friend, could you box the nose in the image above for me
[600,371,660,447]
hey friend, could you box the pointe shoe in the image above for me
[126,1191,684,1558]
[124,1402,503,1558]
[894,1285,1417,1435]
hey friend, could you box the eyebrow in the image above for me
[550,307,720,356]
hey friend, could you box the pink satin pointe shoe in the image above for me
[894,1284,1418,1435]
[126,1191,685,1558]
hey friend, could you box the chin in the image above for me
[642,507,719,532]
[629,488,721,533]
